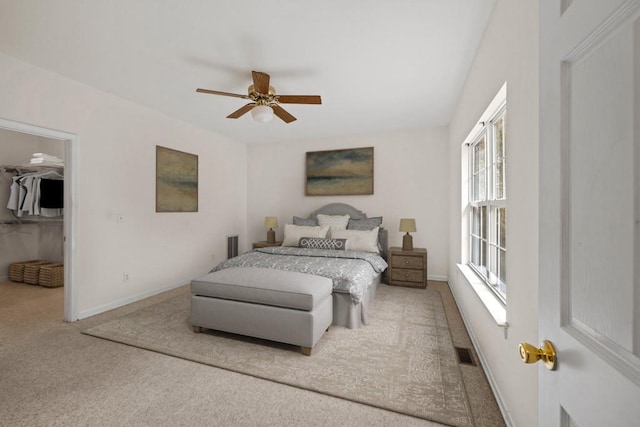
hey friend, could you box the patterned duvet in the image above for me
[211,246,388,304]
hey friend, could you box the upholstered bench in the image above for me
[190,267,333,356]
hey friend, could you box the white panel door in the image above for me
[539,0,640,425]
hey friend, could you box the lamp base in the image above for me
[402,233,413,251]
[267,229,276,243]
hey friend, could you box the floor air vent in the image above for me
[455,347,476,366]
[227,235,238,259]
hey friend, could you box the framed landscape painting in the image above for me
[306,147,374,196]
[156,146,198,212]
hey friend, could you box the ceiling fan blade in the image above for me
[252,71,270,94]
[272,105,297,123]
[196,88,250,99]
[227,103,256,119]
[277,95,322,105]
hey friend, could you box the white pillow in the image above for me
[282,224,330,247]
[330,227,380,253]
[316,214,350,230]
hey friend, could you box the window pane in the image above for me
[489,244,498,283]
[471,207,479,235]
[473,144,480,173]
[472,174,479,201]
[479,170,486,200]
[473,137,485,171]
[471,236,479,265]
[495,161,504,199]
[480,206,487,239]
[498,207,506,249]
[499,248,506,284]
[494,114,506,199]
[476,137,485,171]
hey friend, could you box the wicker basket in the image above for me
[8,260,47,282]
[23,261,57,285]
[38,263,64,288]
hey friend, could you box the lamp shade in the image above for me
[251,105,274,123]
[399,218,416,233]
[264,216,278,229]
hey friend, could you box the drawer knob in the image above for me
[404,260,409,264]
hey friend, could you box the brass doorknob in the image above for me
[518,340,557,370]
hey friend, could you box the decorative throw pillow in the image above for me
[316,214,350,230]
[330,227,380,253]
[282,224,330,247]
[292,216,317,226]
[299,237,347,251]
[347,216,383,230]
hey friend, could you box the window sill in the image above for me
[456,264,508,328]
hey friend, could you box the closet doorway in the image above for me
[0,118,77,321]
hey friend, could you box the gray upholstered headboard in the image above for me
[307,203,388,260]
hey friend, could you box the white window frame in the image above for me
[462,83,507,305]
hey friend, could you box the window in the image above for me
[467,101,507,302]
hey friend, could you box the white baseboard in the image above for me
[428,274,448,282]
[78,279,188,320]
[449,283,515,427]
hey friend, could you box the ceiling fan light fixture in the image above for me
[251,105,274,123]
[196,70,321,123]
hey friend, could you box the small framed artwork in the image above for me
[156,145,198,212]
[306,147,374,196]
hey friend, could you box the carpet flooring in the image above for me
[84,285,473,426]
[1,280,505,426]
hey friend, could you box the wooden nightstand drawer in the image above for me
[390,268,423,283]
[391,255,424,270]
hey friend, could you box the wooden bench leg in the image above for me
[301,346,312,356]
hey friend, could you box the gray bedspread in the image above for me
[211,247,388,304]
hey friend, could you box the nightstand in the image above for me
[387,247,428,288]
[252,241,282,249]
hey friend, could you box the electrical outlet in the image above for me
[123,272,129,282]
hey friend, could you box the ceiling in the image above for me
[0,0,496,145]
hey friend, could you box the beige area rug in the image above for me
[83,285,473,426]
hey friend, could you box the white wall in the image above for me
[447,0,538,425]
[0,52,247,318]
[247,127,450,280]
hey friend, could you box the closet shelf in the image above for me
[1,164,64,174]
[1,218,63,225]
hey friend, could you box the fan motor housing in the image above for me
[248,84,276,96]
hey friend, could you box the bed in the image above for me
[211,203,388,328]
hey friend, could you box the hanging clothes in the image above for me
[5,168,64,217]
[40,178,64,208]
[7,176,21,211]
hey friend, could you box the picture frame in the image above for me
[305,147,374,196]
[156,145,198,212]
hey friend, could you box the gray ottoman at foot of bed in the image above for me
[190,267,333,356]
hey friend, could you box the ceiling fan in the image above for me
[196,70,322,124]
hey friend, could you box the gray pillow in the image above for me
[347,216,383,230]
[293,216,317,226]
[299,237,347,250]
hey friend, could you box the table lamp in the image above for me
[399,218,416,251]
[265,216,278,243]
